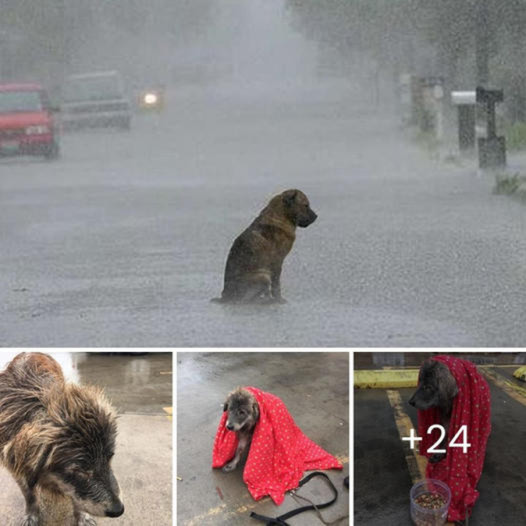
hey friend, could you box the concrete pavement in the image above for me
[2,82,526,345]
[0,352,172,525]
[177,352,349,525]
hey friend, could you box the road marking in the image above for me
[513,366,526,382]
[183,452,348,525]
[386,390,456,526]
[335,454,349,464]
[480,367,526,407]
[183,497,266,526]
[386,390,426,481]
[163,407,172,421]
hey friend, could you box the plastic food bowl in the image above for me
[410,479,451,526]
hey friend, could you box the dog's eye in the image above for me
[65,467,93,479]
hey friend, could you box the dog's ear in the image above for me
[282,190,297,207]
[435,362,459,402]
[253,402,260,423]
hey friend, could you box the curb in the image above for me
[513,366,526,382]
[354,369,419,389]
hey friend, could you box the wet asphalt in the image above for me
[0,352,172,526]
[177,352,349,525]
[1,81,526,346]
[354,357,526,525]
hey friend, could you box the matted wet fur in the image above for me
[0,352,124,526]
[212,189,317,304]
[408,359,459,462]
[221,388,260,472]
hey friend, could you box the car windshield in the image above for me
[62,76,123,102]
[0,90,43,113]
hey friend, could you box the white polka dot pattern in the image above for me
[417,355,491,522]
[212,386,343,505]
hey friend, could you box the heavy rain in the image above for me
[1,1,526,346]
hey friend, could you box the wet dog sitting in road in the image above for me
[221,388,259,472]
[0,352,124,526]
[212,189,317,304]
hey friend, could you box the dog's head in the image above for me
[281,189,317,228]
[409,359,458,410]
[42,384,124,518]
[223,388,259,432]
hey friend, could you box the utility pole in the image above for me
[475,0,489,86]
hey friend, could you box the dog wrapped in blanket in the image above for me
[409,355,491,523]
[212,386,342,505]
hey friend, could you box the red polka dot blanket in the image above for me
[212,387,343,505]
[417,355,491,522]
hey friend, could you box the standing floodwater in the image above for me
[2,2,526,346]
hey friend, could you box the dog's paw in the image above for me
[78,513,97,526]
[222,462,237,472]
[20,515,39,526]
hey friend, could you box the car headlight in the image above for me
[26,125,50,135]
[143,93,158,105]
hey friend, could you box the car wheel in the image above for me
[44,142,60,160]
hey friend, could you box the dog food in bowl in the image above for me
[410,479,451,526]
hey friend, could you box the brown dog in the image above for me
[213,189,317,303]
[0,352,123,525]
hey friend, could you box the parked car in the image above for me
[0,83,60,159]
[61,71,131,131]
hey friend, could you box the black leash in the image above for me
[250,472,339,526]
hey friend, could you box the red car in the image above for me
[0,83,59,159]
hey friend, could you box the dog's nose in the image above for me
[105,501,124,518]
[226,423,234,431]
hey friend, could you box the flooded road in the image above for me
[1,82,526,346]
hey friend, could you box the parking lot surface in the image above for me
[177,352,349,525]
[354,352,526,525]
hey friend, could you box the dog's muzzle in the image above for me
[298,211,317,228]
[105,501,125,518]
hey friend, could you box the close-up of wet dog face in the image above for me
[408,359,459,411]
[47,385,124,518]
[223,389,260,432]
[50,454,123,518]
[282,189,318,228]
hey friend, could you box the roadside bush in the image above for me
[505,121,526,151]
